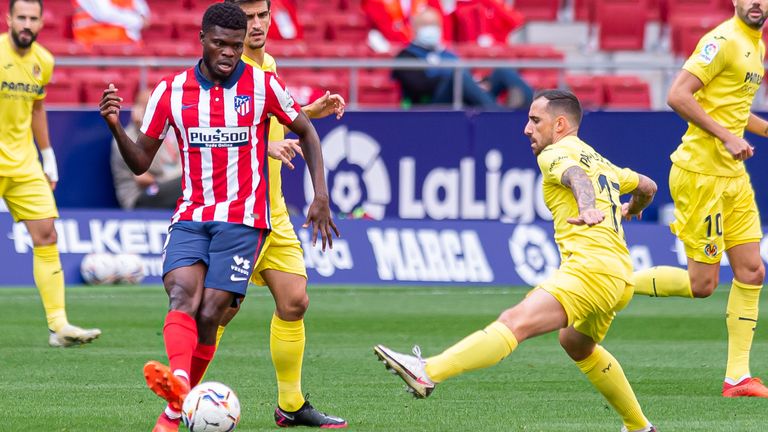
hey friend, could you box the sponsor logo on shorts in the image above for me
[704,243,718,257]
[230,255,251,282]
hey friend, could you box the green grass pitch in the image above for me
[2,284,767,431]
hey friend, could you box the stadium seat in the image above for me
[41,40,89,56]
[313,42,369,58]
[566,74,604,109]
[150,40,199,57]
[76,70,138,105]
[46,69,81,105]
[669,14,729,57]
[358,75,400,107]
[167,11,202,44]
[267,40,310,58]
[513,44,564,91]
[666,0,725,18]
[512,0,560,21]
[93,43,145,57]
[595,0,648,51]
[142,20,174,41]
[328,12,370,42]
[298,10,331,41]
[601,75,651,109]
[573,0,595,22]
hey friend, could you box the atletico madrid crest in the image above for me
[234,95,252,116]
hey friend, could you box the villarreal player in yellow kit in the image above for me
[632,0,768,397]
[150,1,347,431]
[0,0,99,347]
[374,90,659,432]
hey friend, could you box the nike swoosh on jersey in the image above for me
[181,104,196,110]
[230,275,248,282]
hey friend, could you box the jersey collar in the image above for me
[194,59,246,90]
[733,15,763,41]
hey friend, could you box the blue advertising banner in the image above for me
[1,210,759,287]
[44,111,768,223]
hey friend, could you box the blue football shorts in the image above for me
[162,221,269,298]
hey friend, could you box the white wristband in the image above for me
[40,147,59,182]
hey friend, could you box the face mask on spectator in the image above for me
[414,25,442,49]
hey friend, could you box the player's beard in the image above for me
[11,28,37,49]
[202,53,230,83]
[741,6,768,28]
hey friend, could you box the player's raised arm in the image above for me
[668,70,753,161]
[561,166,604,227]
[286,112,340,249]
[99,83,163,174]
[621,174,657,221]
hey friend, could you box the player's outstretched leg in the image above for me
[274,398,348,428]
[48,323,101,347]
[374,344,435,398]
[143,361,191,412]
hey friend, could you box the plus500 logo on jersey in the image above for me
[188,127,250,148]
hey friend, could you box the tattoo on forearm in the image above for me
[561,166,596,212]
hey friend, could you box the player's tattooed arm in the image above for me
[623,174,657,221]
[561,166,604,227]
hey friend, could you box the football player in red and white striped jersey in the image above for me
[99,3,338,431]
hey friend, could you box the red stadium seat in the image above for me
[566,75,604,109]
[512,0,560,21]
[150,40,198,57]
[142,20,174,41]
[267,40,309,58]
[41,40,89,56]
[93,43,145,57]
[573,0,595,22]
[669,13,729,57]
[313,42,369,58]
[76,70,138,105]
[513,44,564,91]
[357,75,400,107]
[328,12,370,42]
[46,69,81,105]
[167,11,201,45]
[601,75,651,109]
[595,0,648,51]
[666,0,725,18]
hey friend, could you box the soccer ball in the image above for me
[113,253,145,284]
[182,382,241,432]
[79,253,118,285]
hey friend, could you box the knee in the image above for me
[196,304,221,330]
[164,278,197,315]
[558,333,594,362]
[690,274,718,298]
[497,309,528,342]
[31,226,57,246]
[276,292,309,321]
[734,261,765,286]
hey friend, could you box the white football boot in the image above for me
[374,344,435,398]
[49,324,102,347]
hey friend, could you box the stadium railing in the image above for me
[57,57,705,110]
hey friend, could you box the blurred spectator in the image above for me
[111,88,181,210]
[453,0,525,46]
[72,0,149,47]
[391,7,532,109]
[363,0,453,49]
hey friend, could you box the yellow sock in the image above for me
[271,314,305,412]
[576,345,649,431]
[215,325,226,349]
[425,321,518,383]
[33,245,68,332]
[633,266,693,298]
[725,279,761,382]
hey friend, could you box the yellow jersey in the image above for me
[537,136,640,280]
[673,16,765,177]
[242,52,289,217]
[0,33,54,178]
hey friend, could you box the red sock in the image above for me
[189,343,216,388]
[163,310,198,378]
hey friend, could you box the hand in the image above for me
[99,83,123,128]
[567,208,605,227]
[268,139,303,170]
[723,135,754,161]
[303,194,340,251]
[306,91,346,120]
[621,202,642,221]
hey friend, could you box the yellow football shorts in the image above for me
[669,164,762,264]
[537,267,633,343]
[250,211,307,286]
[0,170,58,222]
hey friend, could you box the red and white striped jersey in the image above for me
[140,60,300,228]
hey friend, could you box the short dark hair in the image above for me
[534,89,582,125]
[225,0,271,9]
[9,0,43,13]
[202,2,248,34]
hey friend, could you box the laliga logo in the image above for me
[508,225,559,286]
[303,126,391,219]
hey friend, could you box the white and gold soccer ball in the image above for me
[182,382,241,432]
[79,253,118,285]
[113,253,145,284]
